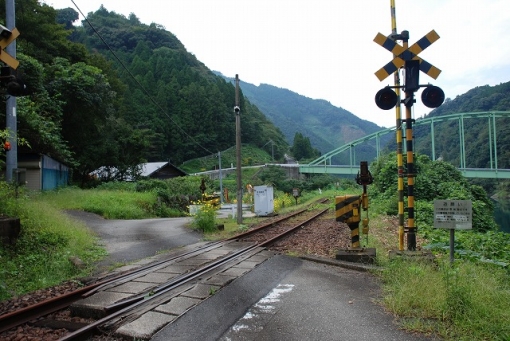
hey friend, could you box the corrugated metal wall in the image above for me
[41,155,69,190]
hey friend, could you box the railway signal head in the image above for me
[421,85,445,108]
[6,78,26,96]
[375,87,398,110]
[1,66,27,96]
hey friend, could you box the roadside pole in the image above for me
[5,0,16,183]
[218,151,223,204]
[234,74,242,224]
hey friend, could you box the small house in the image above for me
[92,162,187,181]
[139,162,187,179]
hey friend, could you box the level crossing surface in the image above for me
[153,255,436,341]
[67,212,437,341]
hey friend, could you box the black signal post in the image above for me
[374,29,444,251]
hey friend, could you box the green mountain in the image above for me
[413,82,510,170]
[69,7,289,164]
[219,75,385,153]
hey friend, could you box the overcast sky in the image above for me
[42,0,510,128]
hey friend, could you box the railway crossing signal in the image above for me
[374,87,398,110]
[1,65,26,96]
[373,28,444,251]
[422,85,445,108]
[0,26,25,96]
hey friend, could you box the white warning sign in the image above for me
[433,200,472,230]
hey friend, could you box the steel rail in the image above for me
[104,241,258,312]
[0,280,109,334]
[0,241,223,334]
[58,242,261,341]
[229,198,329,241]
[82,240,224,297]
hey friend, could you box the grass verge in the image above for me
[369,215,510,341]
[0,191,106,300]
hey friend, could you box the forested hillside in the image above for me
[70,7,289,162]
[414,82,510,169]
[235,79,384,153]
[0,2,288,183]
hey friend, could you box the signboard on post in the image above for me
[434,200,473,230]
[434,200,473,264]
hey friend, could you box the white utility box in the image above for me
[254,185,274,216]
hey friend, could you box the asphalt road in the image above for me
[153,255,437,341]
[66,210,202,270]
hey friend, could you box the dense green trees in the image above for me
[370,152,498,232]
[0,2,288,185]
[0,1,150,184]
[291,132,320,161]
[70,7,288,165]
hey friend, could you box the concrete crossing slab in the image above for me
[220,266,251,277]
[174,257,210,267]
[107,281,156,294]
[132,272,179,284]
[116,311,176,340]
[181,283,220,299]
[70,291,132,318]
[203,274,237,287]
[157,264,192,274]
[232,260,263,269]
[154,296,201,315]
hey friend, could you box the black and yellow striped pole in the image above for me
[390,0,405,251]
[402,34,416,250]
[336,161,373,249]
[336,195,362,248]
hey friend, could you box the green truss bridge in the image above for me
[299,111,510,179]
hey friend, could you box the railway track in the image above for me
[0,198,333,340]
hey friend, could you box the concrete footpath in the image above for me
[152,255,437,341]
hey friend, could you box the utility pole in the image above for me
[218,151,223,204]
[5,0,16,183]
[234,74,242,224]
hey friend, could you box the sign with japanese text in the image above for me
[433,200,472,230]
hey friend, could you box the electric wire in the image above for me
[69,0,215,156]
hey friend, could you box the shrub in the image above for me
[190,203,218,233]
[135,179,168,192]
